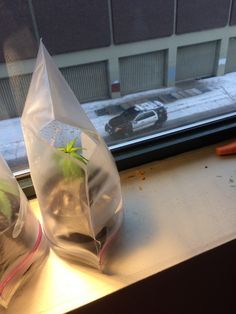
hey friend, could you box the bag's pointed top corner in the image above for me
[38,39,52,62]
[38,38,46,55]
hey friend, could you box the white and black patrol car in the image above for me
[105,100,167,138]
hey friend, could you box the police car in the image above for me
[105,100,167,138]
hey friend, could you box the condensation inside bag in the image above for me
[21,43,123,269]
[0,156,48,309]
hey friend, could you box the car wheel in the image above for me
[162,111,168,122]
[123,123,133,137]
[156,112,167,126]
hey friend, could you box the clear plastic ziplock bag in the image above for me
[0,155,49,309]
[21,42,123,270]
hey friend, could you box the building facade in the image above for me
[1,0,236,119]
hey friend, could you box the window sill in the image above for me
[6,142,236,314]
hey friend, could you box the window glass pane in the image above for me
[0,0,236,173]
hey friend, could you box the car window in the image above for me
[144,111,156,118]
[120,108,138,119]
[135,114,144,121]
[136,111,156,121]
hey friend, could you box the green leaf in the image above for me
[70,147,83,152]
[66,137,78,152]
[55,137,88,179]
[57,147,66,152]
[0,190,12,222]
[61,157,83,178]
[69,152,87,165]
[0,181,19,197]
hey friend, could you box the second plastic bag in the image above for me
[21,42,123,269]
[0,155,48,308]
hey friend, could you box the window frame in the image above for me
[16,112,236,198]
[67,239,236,314]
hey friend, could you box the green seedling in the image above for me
[56,137,88,179]
[0,181,18,223]
[57,137,88,165]
[0,190,11,222]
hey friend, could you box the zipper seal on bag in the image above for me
[0,222,43,296]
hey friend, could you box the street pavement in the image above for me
[0,73,236,172]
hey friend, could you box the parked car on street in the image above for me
[105,100,167,138]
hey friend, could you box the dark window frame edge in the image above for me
[16,114,236,198]
[67,239,236,314]
[113,114,236,170]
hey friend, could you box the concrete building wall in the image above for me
[225,37,236,73]
[0,0,236,117]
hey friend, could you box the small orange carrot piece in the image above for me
[216,140,236,156]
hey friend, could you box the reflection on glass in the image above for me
[0,1,236,172]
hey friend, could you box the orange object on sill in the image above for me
[216,140,236,156]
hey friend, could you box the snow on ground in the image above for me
[0,72,236,171]
[168,88,234,119]
[84,73,236,138]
